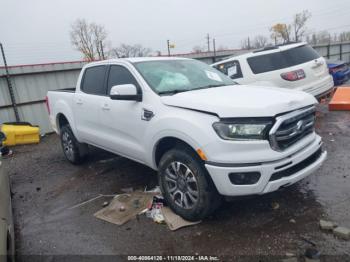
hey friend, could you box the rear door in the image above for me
[98,64,147,162]
[73,65,108,144]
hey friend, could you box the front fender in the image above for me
[144,110,218,169]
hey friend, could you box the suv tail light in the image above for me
[280,69,305,81]
[45,96,51,114]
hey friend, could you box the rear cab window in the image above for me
[247,45,320,74]
[81,65,107,95]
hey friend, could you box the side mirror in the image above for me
[0,132,6,143]
[110,84,142,102]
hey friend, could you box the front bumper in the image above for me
[205,136,327,196]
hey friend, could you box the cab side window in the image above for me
[215,60,243,79]
[107,65,141,94]
[81,66,107,95]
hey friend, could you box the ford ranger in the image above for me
[46,57,327,221]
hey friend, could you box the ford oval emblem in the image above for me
[296,120,305,132]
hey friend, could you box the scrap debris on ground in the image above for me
[94,192,155,225]
[94,187,201,230]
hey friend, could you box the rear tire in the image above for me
[60,125,88,165]
[158,146,221,221]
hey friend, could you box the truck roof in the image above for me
[85,57,190,67]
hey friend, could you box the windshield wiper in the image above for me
[194,84,226,90]
[158,89,189,95]
[158,84,229,96]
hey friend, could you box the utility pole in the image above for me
[100,41,105,60]
[247,37,251,50]
[206,34,210,52]
[167,40,171,56]
[212,38,217,63]
[0,43,20,122]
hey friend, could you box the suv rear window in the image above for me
[247,45,320,74]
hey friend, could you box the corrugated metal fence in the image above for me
[1,42,350,134]
[313,41,350,62]
[0,61,86,133]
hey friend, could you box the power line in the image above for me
[173,4,350,49]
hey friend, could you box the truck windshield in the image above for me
[134,59,236,95]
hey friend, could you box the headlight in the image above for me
[213,120,273,140]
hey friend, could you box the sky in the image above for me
[1,0,350,66]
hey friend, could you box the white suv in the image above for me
[212,42,334,98]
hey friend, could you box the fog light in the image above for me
[229,172,261,185]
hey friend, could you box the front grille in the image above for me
[269,148,322,181]
[270,106,316,151]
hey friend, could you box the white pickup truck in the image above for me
[47,57,327,221]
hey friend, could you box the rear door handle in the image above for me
[101,104,110,111]
[76,99,83,105]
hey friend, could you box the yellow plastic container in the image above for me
[1,123,40,146]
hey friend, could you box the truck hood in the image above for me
[160,85,317,118]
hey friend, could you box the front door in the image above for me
[99,65,149,163]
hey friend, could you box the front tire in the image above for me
[60,125,88,165]
[158,146,221,221]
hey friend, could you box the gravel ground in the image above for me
[2,104,350,262]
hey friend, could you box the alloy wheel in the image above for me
[164,161,199,209]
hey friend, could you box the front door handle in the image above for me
[101,104,110,111]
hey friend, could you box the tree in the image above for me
[109,44,152,58]
[252,35,269,49]
[70,19,108,61]
[292,10,312,42]
[339,31,350,42]
[241,36,269,49]
[192,45,206,53]
[217,45,229,51]
[240,38,251,50]
[270,10,311,44]
[307,30,331,45]
[270,23,291,44]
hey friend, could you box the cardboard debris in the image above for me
[162,207,201,231]
[121,187,134,193]
[94,192,154,225]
